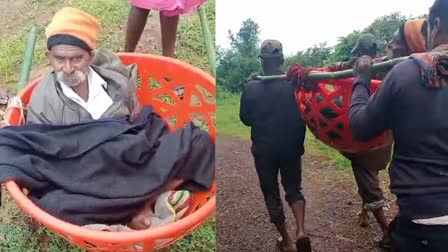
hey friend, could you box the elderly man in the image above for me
[17,7,213,231]
[349,0,448,251]
[27,7,139,125]
[240,40,310,252]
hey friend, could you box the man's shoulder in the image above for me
[388,59,420,79]
[31,73,55,97]
[245,79,263,86]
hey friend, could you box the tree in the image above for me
[228,19,260,58]
[363,12,407,54]
[310,12,408,65]
[327,31,362,64]
[284,42,333,69]
[217,19,261,93]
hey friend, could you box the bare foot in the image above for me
[129,205,156,230]
[358,209,370,227]
[277,237,295,252]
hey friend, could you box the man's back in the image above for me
[240,78,306,158]
[380,60,448,162]
[352,59,448,219]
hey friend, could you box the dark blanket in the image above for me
[0,106,215,225]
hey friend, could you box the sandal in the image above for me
[296,236,311,252]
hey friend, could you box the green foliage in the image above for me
[327,31,362,64]
[217,19,261,93]
[177,0,216,71]
[218,12,410,94]
[364,12,407,54]
[285,12,410,67]
[284,42,333,69]
[327,12,407,64]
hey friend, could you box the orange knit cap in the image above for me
[45,7,101,50]
[404,18,427,53]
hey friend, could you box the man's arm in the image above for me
[349,61,395,141]
[26,106,52,124]
[328,58,357,71]
[239,85,253,126]
[26,80,58,124]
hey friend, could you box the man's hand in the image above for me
[244,72,259,83]
[287,64,300,83]
[329,58,358,72]
[353,55,373,78]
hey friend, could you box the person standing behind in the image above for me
[240,40,310,252]
[340,34,393,249]
[124,0,206,57]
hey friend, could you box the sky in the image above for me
[216,0,434,56]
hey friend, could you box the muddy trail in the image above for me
[216,134,397,252]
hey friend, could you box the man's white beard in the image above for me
[56,70,87,87]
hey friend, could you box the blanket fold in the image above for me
[0,106,215,226]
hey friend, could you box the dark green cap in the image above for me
[351,33,378,54]
[259,39,283,59]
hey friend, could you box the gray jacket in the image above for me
[26,49,140,124]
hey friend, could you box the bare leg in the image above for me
[159,12,179,58]
[290,200,306,238]
[124,5,150,52]
[373,208,390,240]
[275,223,295,252]
[358,200,371,227]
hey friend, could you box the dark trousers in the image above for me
[252,150,305,224]
[391,216,448,252]
[341,145,392,208]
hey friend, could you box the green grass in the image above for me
[172,217,216,252]
[216,89,250,139]
[0,0,216,251]
[217,90,351,170]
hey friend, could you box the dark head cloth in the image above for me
[47,34,92,51]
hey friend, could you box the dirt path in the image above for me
[216,134,397,252]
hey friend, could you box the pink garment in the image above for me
[129,0,206,16]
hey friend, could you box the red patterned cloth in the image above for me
[411,44,448,88]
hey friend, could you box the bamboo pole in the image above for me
[198,6,216,77]
[17,25,38,93]
[254,56,410,81]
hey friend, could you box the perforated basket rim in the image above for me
[3,53,216,244]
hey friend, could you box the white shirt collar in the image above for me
[58,66,113,120]
[88,66,107,90]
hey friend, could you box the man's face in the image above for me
[46,44,93,87]
[386,30,409,59]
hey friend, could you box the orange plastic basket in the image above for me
[2,53,216,251]
[295,72,393,154]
